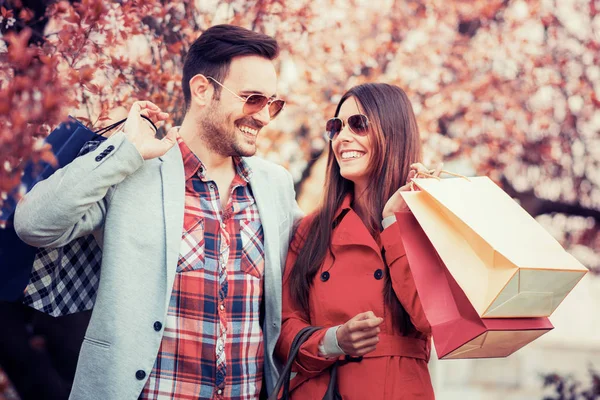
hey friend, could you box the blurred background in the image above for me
[0,0,598,399]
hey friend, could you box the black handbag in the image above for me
[269,326,342,400]
[0,115,157,302]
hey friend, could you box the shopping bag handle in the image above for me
[416,169,471,181]
[93,115,158,138]
[409,169,471,191]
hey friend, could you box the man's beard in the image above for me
[199,105,257,157]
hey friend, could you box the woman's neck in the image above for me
[352,183,370,229]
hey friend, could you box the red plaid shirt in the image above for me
[140,139,265,399]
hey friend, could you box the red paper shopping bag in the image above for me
[395,210,553,359]
[403,178,587,318]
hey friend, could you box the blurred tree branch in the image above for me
[501,176,600,223]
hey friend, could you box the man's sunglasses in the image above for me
[207,76,285,119]
[325,114,370,141]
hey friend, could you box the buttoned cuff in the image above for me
[318,326,345,358]
[381,214,408,264]
[382,215,397,230]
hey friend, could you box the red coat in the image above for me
[276,197,435,399]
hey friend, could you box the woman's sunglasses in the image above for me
[207,76,286,119]
[325,114,370,141]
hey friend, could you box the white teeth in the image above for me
[239,126,258,136]
[341,151,365,160]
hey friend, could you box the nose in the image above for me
[252,104,271,126]
[334,123,353,142]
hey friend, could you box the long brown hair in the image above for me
[289,83,422,333]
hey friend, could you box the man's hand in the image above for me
[382,162,443,219]
[335,311,383,357]
[122,101,177,160]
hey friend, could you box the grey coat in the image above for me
[14,131,303,399]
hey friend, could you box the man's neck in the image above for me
[178,115,234,176]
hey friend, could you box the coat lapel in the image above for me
[244,157,282,318]
[331,207,381,255]
[246,158,280,272]
[159,144,185,306]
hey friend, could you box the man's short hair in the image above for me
[181,24,279,111]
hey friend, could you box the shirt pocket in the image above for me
[237,219,265,279]
[177,218,205,273]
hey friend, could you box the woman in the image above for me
[275,83,436,399]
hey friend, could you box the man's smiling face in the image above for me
[200,55,278,157]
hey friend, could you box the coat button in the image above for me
[320,271,330,282]
[106,145,115,151]
[95,155,103,162]
[135,370,146,380]
[374,269,384,280]
[153,321,162,331]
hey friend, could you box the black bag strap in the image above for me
[92,115,158,139]
[269,326,320,400]
[270,326,341,400]
[323,361,341,399]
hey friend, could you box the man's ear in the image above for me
[189,74,213,107]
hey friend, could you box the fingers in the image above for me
[130,101,168,121]
[347,326,380,343]
[141,115,155,131]
[350,317,383,331]
[353,311,377,321]
[129,100,171,136]
[141,110,169,123]
[339,312,383,356]
[163,127,179,145]
[349,311,382,328]
[410,162,429,175]
[345,338,380,357]
[352,345,378,357]
[158,127,179,152]
[410,162,444,178]
[350,318,382,333]
[131,100,161,111]
[432,162,443,177]
[397,183,412,192]
[341,327,380,356]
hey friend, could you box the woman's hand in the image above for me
[382,162,443,219]
[336,311,383,357]
[122,101,177,160]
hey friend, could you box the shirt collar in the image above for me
[233,156,253,183]
[178,137,206,180]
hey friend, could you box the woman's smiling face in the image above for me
[331,97,373,189]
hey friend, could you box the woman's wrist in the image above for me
[381,215,397,230]
[318,325,345,358]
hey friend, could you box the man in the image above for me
[14,24,303,399]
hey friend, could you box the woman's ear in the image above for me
[189,74,213,108]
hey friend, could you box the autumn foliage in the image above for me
[0,0,598,269]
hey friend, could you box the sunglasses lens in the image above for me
[269,100,285,119]
[243,95,269,115]
[325,118,342,140]
[348,114,369,135]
